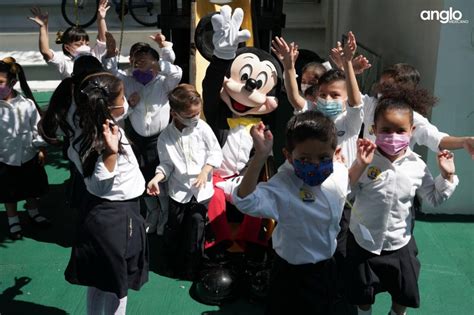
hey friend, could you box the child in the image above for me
[147,84,222,279]
[232,111,350,314]
[29,0,110,79]
[63,72,148,315]
[300,61,327,93]
[346,90,459,315]
[115,41,182,234]
[0,57,49,240]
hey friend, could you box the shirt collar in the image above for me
[374,147,420,164]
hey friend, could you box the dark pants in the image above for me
[163,197,207,280]
[265,253,337,315]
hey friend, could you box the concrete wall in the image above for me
[425,0,474,214]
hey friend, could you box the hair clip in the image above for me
[80,79,110,98]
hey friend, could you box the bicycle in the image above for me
[61,0,160,28]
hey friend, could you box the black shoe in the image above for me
[9,222,23,240]
[29,214,51,228]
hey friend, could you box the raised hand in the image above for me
[211,5,251,59]
[102,119,119,154]
[329,41,344,70]
[97,0,110,20]
[149,32,166,47]
[271,36,299,69]
[29,7,48,27]
[353,54,372,74]
[105,32,117,58]
[463,137,474,160]
[342,31,357,62]
[250,122,273,158]
[437,150,455,181]
[356,138,376,165]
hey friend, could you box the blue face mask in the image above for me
[293,159,334,186]
[316,98,344,117]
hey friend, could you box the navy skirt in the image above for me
[65,194,149,298]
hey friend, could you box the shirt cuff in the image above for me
[434,173,459,197]
[156,166,168,181]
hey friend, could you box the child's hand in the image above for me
[356,138,376,165]
[102,119,119,154]
[271,36,299,69]
[147,177,161,196]
[38,148,47,166]
[149,33,166,48]
[353,54,372,74]
[463,137,474,159]
[329,41,344,70]
[250,122,273,158]
[342,31,357,62]
[437,150,455,181]
[29,7,48,27]
[97,0,110,20]
[128,92,140,107]
[105,32,118,58]
[193,171,208,190]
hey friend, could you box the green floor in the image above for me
[0,93,473,314]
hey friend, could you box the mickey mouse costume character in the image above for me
[194,5,282,304]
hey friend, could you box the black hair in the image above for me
[129,42,151,57]
[376,87,437,118]
[304,84,319,98]
[374,89,421,126]
[317,69,346,87]
[132,45,160,62]
[286,110,338,152]
[301,62,327,81]
[39,55,105,145]
[73,72,125,177]
[57,26,89,58]
[0,57,41,114]
[379,63,420,91]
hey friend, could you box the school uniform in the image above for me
[156,119,223,278]
[233,161,349,314]
[47,39,107,79]
[0,95,48,203]
[65,127,149,298]
[361,94,449,152]
[346,148,458,307]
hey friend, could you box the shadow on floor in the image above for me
[0,276,69,315]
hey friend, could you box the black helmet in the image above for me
[193,266,238,305]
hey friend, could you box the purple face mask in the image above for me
[0,84,12,100]
[375,132,410,156]
[132,69,154,85]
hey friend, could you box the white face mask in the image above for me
[111,97,129,122]
[175,112,200,128]
[73,45,91,58]
[300,84,311,94]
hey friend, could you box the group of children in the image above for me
[0,3,472,315]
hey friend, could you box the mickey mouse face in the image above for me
[220,53,279,116]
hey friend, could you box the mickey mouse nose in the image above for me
[244,78,257,91]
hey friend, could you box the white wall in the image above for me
[425,0,474,214]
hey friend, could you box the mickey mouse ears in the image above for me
[195,12,217,62]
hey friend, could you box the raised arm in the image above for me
[349,138,376,186]
[439,136,474,159]
[29,7,53,61]
[271,36,306,111]
[96,0,110,42]
[336,31,362,107]
[149,33,176,63]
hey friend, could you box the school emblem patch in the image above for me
[367,166,381,180]
[337,130,346,137]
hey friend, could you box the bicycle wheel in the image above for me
[128,0,160,27]
[61,0,98,28]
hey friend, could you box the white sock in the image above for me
[358,307,372,315]
[8,216,21,233]
[103,292,127,315]
[87,286,105,315]
[27,208,47,222]
[389,309,406,315]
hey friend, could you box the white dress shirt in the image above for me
[121,60,182,137]
[0,95,46,166]
[361,94,449,152]
[233,161,349,265]
[350,148,459,255]
[47,40,107,79]
[156,119,223,203]
[68,127,146,201]
[216,124,254,177]
[297,100,364,167]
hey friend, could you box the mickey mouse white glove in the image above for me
[212,5,251,60]
[215,176,243,203]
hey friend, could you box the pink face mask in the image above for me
[375,132,410,156]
